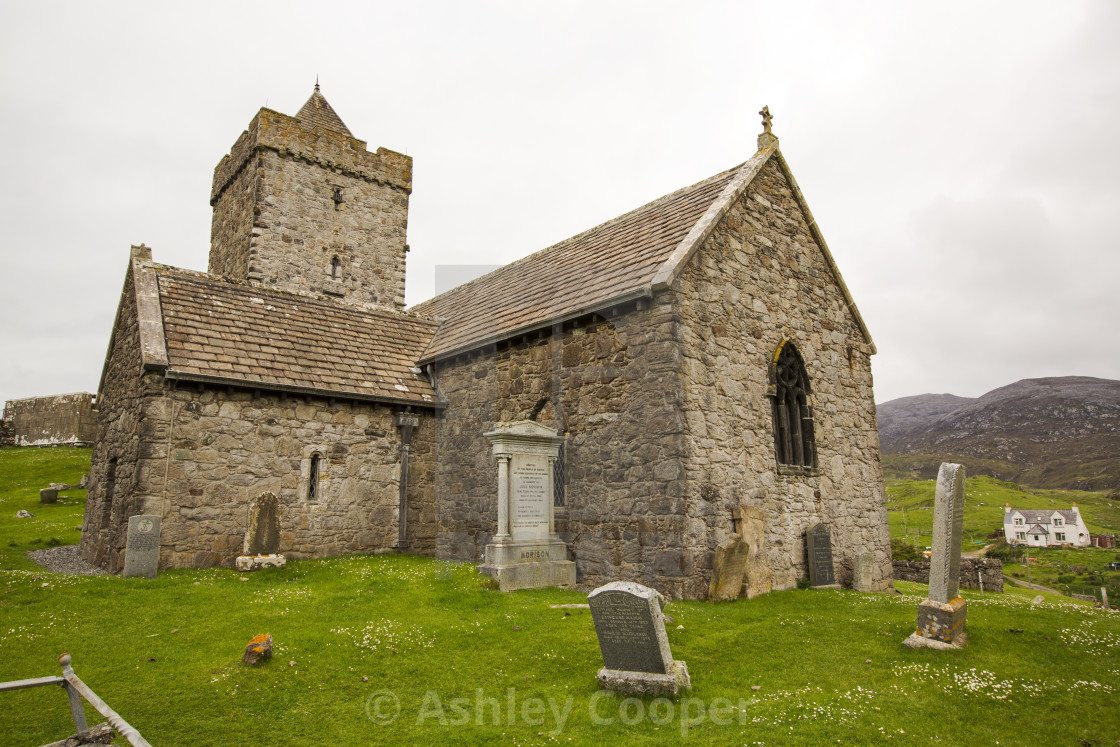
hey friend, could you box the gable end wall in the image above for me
[674,157,890,592]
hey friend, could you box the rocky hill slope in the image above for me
[877,377,1120,490]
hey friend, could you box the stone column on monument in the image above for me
[496,454,512,538]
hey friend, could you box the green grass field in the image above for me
[2,449,1119,745]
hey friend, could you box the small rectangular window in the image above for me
[1056,532,1066,542]
[1016,532,1025,540]
[1014,518,1023,525]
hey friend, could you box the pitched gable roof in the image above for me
[296,84,353,137]
[123,260,441,407]
[412,145,874,362]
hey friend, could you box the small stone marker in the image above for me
[805,522,839,588]
[39,488,58,504]
[588,581,690,697]
[1102,587,1110,609]
[122,515,161,579]
[242,633,273,666]
[904,463,967,649]
[16,510,34,519]
[736,506,773,598]
[853,552,875,592]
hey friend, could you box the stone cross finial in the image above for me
[759,105,773,134]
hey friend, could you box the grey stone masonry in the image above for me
[122,515,161,579]
[893,558,1003,592]
[929,463,966,603]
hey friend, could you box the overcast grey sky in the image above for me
[1,1,1117,406]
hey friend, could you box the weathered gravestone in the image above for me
[708,538,749,601]
[236,492,286,571]
[805,522,839,588]
[478,421,576,591]
[588,581,690,697]
[709,506,772,600]
[904,463,968,649]
[39,488,58,504]
[122,515,161,579]
[853,552,876,592]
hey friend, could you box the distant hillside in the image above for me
[877,377,1120,490]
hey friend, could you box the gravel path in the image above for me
[26,544,108,575]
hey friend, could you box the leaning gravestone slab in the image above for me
[904,463,967,650]
[122,515,161,579]
[588,581,690,697]
[806,522,839,588]
[237,493,286,571]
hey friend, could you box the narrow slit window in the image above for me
[330,256,341,280]
[553,444,566,507]
[307,453,320,502]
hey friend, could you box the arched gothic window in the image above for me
[769,341,817,469]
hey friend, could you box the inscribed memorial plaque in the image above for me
[806,522,836,587]
[510,455,549,540]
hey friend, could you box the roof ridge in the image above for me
[411,164,743,313]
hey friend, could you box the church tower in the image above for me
[208,85,411,308]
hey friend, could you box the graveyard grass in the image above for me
[2,450,1119,745]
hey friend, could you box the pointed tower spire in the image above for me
[296,81,352,137]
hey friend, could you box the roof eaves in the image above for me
[649,147,774,292]
[162,370,447,410]
[417,286,653,365]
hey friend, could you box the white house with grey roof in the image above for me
[1004,506,1090,547]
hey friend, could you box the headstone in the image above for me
[244,492,281,555]
[853,552,875,592]
[904,463,967,649]
[236,493,285,571]
[1102,587,1110,609]
[805,522,839,588]
[478,421,576,591]
[39,488,58,504]
[708,539,749,601]
[588,581,690,697]
[736,506,773,598]
[122,515,161,579]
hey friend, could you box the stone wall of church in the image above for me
[430,299,695,598]
[673,157,891,595]
[81,269,150,570]
[133,390,412,569]
[208,150,256,281]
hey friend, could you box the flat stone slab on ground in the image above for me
[235,554,286,571]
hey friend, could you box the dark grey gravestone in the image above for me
[589,582,673,673]
[588,581,690,696]
[244,492,281,556]
[123,515,161,579]
[806,522,837,587]
[39,488,58,504]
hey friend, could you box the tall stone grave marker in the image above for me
[122,515,161,579]
[904,463,968,649]
[588,581,691,697]
[236,492,286,571]
[853,552,876,592]
[478,421,576,591]
[805,522,839,588]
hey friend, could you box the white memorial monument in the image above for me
[478,420,577,591]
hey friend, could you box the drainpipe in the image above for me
[394,411,419,550]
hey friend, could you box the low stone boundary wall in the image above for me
[893,558,1003,592]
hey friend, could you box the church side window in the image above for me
[553,444,566,507]
[307,453,321,502]
[330,256,341,280]
[769,341,817,469]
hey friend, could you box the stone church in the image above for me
[81,86,891,599]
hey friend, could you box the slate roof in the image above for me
[413,144,874,362]
[1006,509,1080,525]
[296,85,353,137]
[413,159,751,362]
[149,267,440,406]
